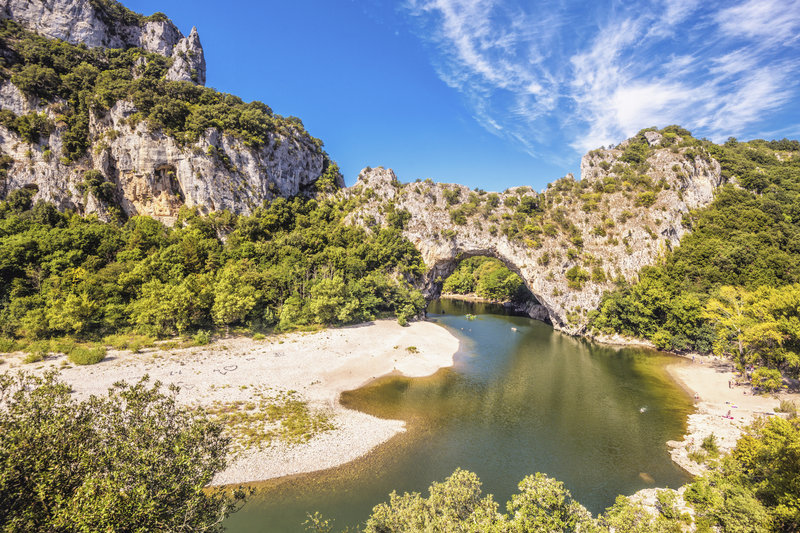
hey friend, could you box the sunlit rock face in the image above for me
[1,0,206,84]
[346,139,722,334]
[0,83,325,224]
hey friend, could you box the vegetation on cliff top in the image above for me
[0,19,328,164]
[590,135,800,376]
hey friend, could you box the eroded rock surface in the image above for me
[0,83,325,223]
[1,0,206,84]
[346,143,722,332]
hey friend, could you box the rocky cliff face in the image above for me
[0,81,325,224]
[0,0,206,84]
[346,135,723,334]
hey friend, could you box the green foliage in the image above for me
[80,169,115,203]
[67,345,106,365]
[323,468,690,533]
[505,473,594,532]
[565,266,590,290]
[363,469,502,532]
[751,368,783,392]
[0,371,248,531]
[685,417,800,532]
[0,19,323,164]
[701,433,719,457]
[590,135,800,373]
[442,256,525,302]
[193,330,212,346]
[0,194,426,341]
[0,111,54,144]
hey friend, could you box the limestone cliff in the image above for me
[0,1,333,223]
[0,0,206,84]
[0,82,326,224]
[345,134,722,334]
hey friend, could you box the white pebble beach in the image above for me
[6,319,460,485]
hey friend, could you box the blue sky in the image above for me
[124,0,800,191]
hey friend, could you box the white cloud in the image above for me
[716,0,800,44]
[404,0,800,157]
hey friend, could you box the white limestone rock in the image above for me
[1,0,206,85]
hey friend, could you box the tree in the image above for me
[703,286,750,365]
[363,469,502,532]
[212,260,258,331]
[0,371,248,532]
[506,473,594,532]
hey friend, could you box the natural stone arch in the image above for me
[347,140,722,335]
[421,249,551,323]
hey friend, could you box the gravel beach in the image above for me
[6,319,460,485]
[665,355,795,475]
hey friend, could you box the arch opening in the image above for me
[424,252,551,325]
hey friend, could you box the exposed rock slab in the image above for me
[1,0,206,84]
[347,145,722,332]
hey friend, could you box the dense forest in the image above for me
[442,256,525,302]
[0,188,426,355]
[590,134,800,377]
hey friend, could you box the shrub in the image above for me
[751,367,782,392]
[701,433,719,457]
[687,449,707,464]
[565,266,590,290]
[50,338,78,355]
[23,352,45,364]
[103,334,155,352]
[776,400,798,418]
[193,330,212,346]
[252,333,266,341]
[68,345,106,365]
[0,338,20,353]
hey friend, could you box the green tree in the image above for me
[506,473,594,532]
[212,260,258,331]
[363,469,503,532]
[0,371,248,532]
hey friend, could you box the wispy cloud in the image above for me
[403,0,800,157]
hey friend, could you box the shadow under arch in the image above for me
[423,250,552,325]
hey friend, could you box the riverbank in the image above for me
[5,319,460,485]
[664,354,794,475]
[440,293,510,304]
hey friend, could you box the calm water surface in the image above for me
[226,299,693,531]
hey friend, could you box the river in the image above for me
[225,298,693,531]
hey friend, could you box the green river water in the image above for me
[226,299,693,531]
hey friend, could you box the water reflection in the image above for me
[225,300,692,532]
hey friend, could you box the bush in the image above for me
[0,339,20,353]
[68,345,106,365]
[701,433,719,457]
[252,333,266,341]
[103,334,155,352]
[0,372,248,531]
[751,367,782,392]
[565,266,590,290]
[23,352,45,364]
[776,399,798,418]
[193,330,212,346]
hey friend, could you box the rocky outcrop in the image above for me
[0,0,206,84]
[346,142,723,333]
[0,83,324,223]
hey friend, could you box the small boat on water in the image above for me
[511,327,517,332]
